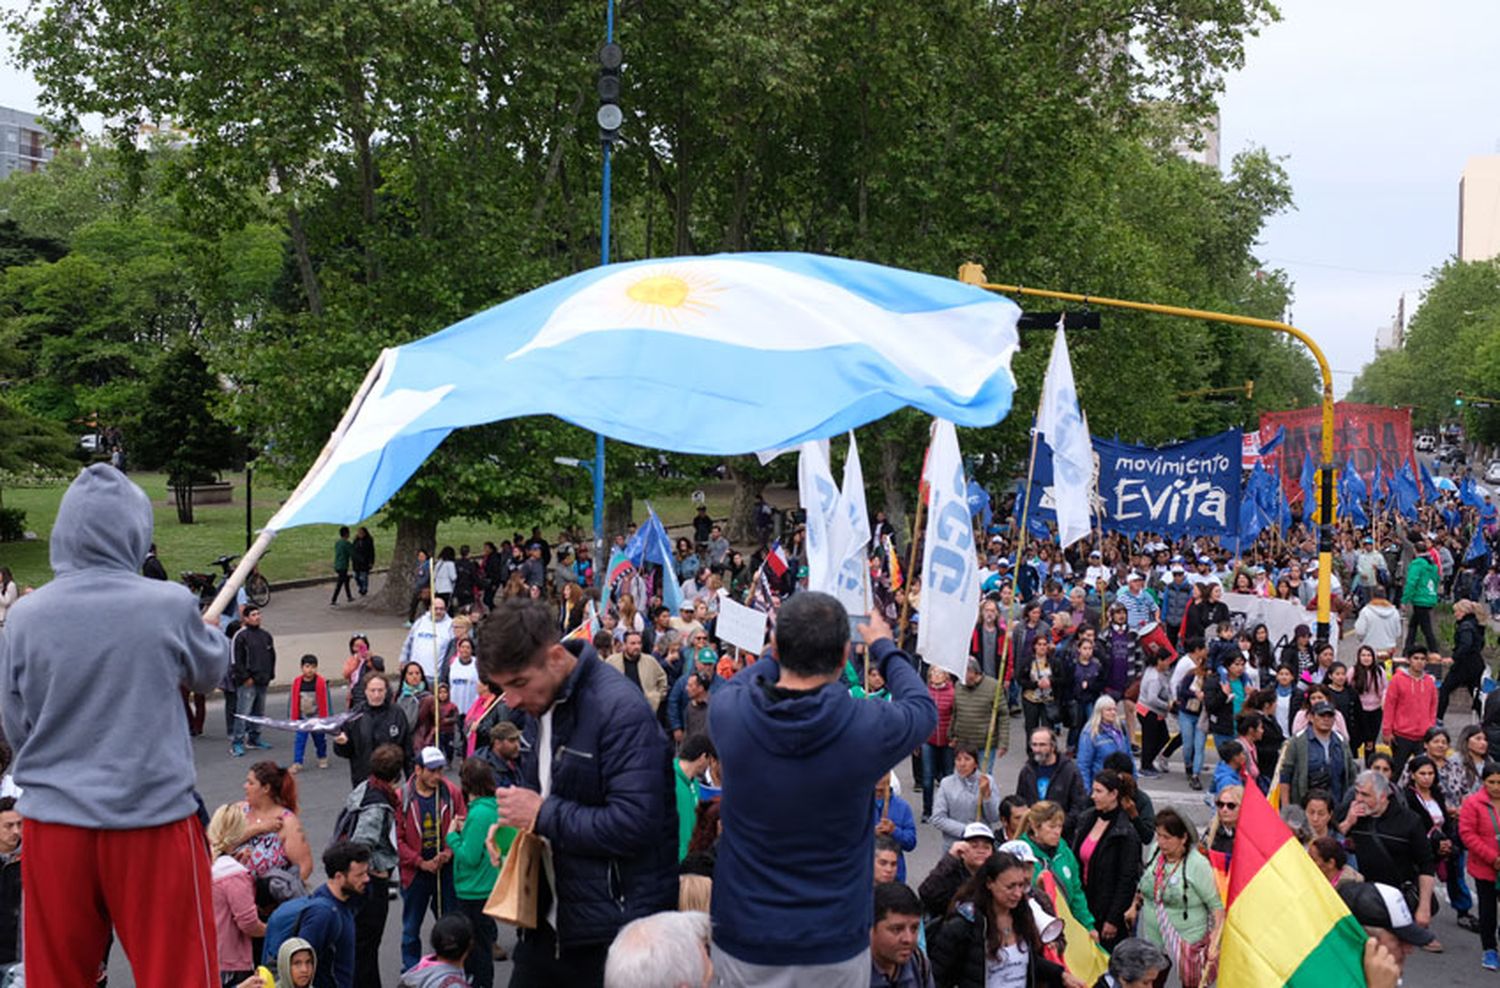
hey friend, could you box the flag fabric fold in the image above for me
[1036,328,1093,549]
[799,441,842,595]
[1218,779,1367,986]
[832,432,873,617]
[916,419,980,678]
[266,253,1021,530]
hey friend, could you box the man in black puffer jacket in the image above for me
[478,598,677,988]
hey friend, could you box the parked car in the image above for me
[1486,460,1500,484]
[1436,444,1467,465]
[1415,434,1436,452]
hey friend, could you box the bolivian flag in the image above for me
[1218,782,1367,986]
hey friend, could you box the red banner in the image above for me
[1259,403,1414,503]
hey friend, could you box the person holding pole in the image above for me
[0,464,229,986]
[398,746,465,971]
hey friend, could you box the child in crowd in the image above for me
[290,654,330,771]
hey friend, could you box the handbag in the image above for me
[483,826,543,929]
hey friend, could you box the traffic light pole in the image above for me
[957,263,1340,643]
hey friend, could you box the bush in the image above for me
[0,507,27,542]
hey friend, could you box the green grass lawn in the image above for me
[0,473,741,588]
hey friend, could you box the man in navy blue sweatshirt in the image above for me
[709,591,937,987]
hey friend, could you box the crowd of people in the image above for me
[0,457,1497,987]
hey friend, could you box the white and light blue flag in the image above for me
[266,253,1020,530]
[917,419,980,678]
[798,440,840,594]
[1036,326,1093,550]
[832,432,873,617]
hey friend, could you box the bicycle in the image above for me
[181,553,271,609]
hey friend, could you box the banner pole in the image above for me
[981,414,1043,778]
[204,352,389,621]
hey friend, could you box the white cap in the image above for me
[1170,564,1185,574]
[997,839,1037,863]
[1128,570,1145,581]
[962,822,996,842]
[419,746,446,770]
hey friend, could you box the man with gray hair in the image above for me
[1097,937,1169,988]
[604,911,712,988]
[1341,768,1437,931]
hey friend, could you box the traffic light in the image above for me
[1455,390,1465,407]
[597,43,623,142]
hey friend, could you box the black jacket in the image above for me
[0,850,18,964]
[918,854,976,919]
[351,533,375,571]
[230,626,276,687]
[929,902,1067,988]
[1016,757,1089,834]
[1202,670,1236,738]
[1071,808,1142,934]
[1453,614,1485,676]
[141,554,167,581]
[517,641,678,948]
[333,701,412,786]
[1347,799,1437,889]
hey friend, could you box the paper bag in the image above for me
[483,827,543,929]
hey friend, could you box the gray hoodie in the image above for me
[396,956,468,988]
[277,936,317,987]
[0,465,229,828]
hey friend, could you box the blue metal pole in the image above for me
[593,0,614,589]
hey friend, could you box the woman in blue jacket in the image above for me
[1077,695,1133,789]
[873,771,918,881]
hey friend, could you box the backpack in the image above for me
[326,784,389,853]
[261,894,332,966]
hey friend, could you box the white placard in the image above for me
[715,592,768,655]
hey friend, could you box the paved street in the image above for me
[105,581,1492,985]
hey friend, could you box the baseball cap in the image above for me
[1089,550,1102,558]
[679,599,696,611]
[1311,701,1336,715]
[1170,564,1185,574]
[419,746,446,770]
[1337,881,1435,946]
[962,822,996,843]
[1128,570,1145,581]
[695,646,717,664]
[1197,555,1212,564]
[997,839,1037,863]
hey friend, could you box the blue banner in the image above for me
[1024,430,1241,539]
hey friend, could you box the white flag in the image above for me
[1037,326,1093,549]
[831,432,873,617]
[917,419,980,678]
[798,441,841,593]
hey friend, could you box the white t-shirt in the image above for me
[986,942,1029,988]
[448,657,480,715]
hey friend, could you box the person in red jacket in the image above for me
[1383,650,1438,779]
[1458,761,1500,970]
[398,746,467,971]
[290,654,332,772]
[923,666,956,821]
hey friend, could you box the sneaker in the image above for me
[289,763,302,775]
[318,758,329,769]
[1483,949,1499,971]
[1187,775,1203,791]
[230,743,246,757]
[251,740,273,750]
[1137,769,1161,780]
[1154,755,1170,774]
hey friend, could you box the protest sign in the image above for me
[1222,592,1340,650]
[1260,403,1415,502]
[1024,429,1242,539]
[715,593,768,654]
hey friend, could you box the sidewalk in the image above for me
[251,580,412,688]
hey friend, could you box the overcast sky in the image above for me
[2,2,1498,398]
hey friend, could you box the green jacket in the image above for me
[1401,555,1438,608]
[1022,834,1095,930]
[950,674,1003,751]
[675,761,700,860]
[333,537,353,572]
[443,795,502,899]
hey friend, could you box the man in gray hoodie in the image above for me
[0,465,229,986]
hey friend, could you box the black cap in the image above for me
[1337,881,1435,946]
[1311,701,1336,715]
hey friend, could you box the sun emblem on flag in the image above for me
[622,268,722,327]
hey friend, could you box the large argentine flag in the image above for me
[268,253,1021,530]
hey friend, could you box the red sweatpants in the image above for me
[22,815,218,988]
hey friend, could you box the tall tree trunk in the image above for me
[879,436,910,555]
[369,515,437,614]
[604,494,634,546]
[724,457,766,546]
[279,183,325,317]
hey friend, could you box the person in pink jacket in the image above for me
[207,804,266,983]
[1458,762,1500,971]
[1383,649,1438,778]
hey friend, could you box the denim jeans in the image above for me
[1450,850,1474,914]
[402,866,458,970]
[1177,711,1206,776]
[920,744,956,817]
[231,684,267,745]
[293,730,327,765]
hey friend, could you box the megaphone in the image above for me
[1029,897,1064,944]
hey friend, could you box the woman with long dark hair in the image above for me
[1072,769,1143,950]
[929,851,1083,988]
[1126,807,1223,987]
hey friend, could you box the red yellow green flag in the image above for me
[1218,781,1367,986]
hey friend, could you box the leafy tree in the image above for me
[133,344,240,522]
